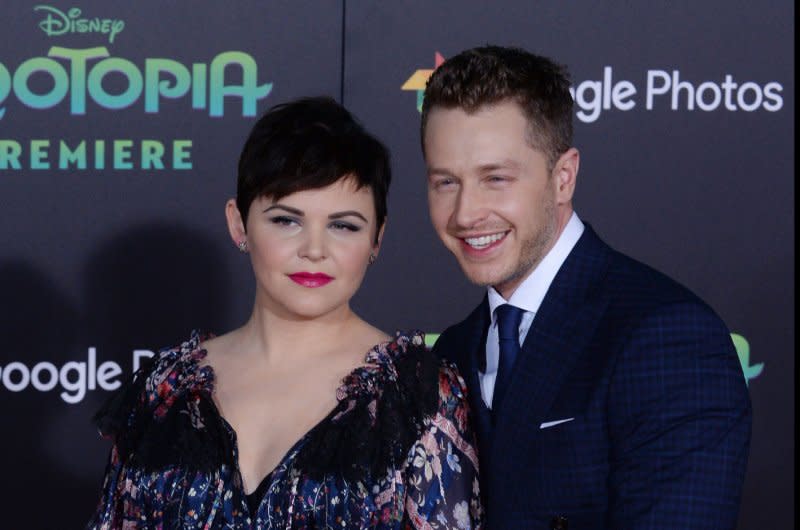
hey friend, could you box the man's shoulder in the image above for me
[431,300,486,359]
[571,226,726,334]
[570,224,697,306]
[433,315,473,351]
[594,238,702,307]
[595,243,729,339]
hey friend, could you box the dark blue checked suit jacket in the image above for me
[433,224,751,530]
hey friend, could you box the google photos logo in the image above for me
[402,52,445,112]
[731,333,764,387]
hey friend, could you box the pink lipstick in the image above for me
[288,272,333,287]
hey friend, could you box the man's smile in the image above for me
[457,231,510,254]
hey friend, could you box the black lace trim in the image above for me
[92,355,234,473]
[295,341,440,482]
[92,334,439,481]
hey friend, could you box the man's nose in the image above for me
[452,185,488,229]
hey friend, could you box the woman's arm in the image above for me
[86,444,128,530]
[403,363,484,530]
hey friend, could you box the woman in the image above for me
[87,97,483,529]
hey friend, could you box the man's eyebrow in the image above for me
[263,204,303,215]
[329,211,368,223]
[426,167,457,178]
[427,160,521,177]
[477,160,521,172]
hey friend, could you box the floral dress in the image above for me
[87,330,483,529]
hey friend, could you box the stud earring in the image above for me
[368,252,376,265]
[237,240,248,253]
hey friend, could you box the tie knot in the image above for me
[495,304,525,341]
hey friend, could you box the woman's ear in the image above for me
[372,219,387,257]
[225,199,247,248]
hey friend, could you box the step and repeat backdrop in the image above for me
[0,1,793,528]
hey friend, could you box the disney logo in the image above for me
[34,5,125,44]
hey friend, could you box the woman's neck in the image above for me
[235,298,360,366]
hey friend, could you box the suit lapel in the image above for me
[492,225,612,444]
[456,298,492,456]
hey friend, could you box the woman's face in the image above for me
[230,177,382,320]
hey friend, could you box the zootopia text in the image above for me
[0,47,273,119]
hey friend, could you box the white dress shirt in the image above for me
[481,212,585,408]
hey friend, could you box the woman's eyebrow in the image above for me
[329,211,368,223]
[263,204,303,215]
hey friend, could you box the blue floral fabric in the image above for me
[87,331,483,529]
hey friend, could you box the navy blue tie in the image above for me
[493,304,525,414]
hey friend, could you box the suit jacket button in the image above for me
[550,515,568,529]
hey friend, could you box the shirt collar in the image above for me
[488,212,584,323]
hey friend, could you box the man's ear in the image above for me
[225,199,246,246]
[553,147,579,204]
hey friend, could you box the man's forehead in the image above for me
[424,102,550,165]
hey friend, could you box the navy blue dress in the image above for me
[87,331,484,529]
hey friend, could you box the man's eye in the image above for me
[433,178,456,188]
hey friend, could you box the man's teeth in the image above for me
[464,233,505,249]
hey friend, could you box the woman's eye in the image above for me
[330,221,360,232]
[270,216,298,227]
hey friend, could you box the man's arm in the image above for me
[607,301,751,530]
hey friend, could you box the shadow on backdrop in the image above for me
[83,221,232,350]
[0,261,86,530]
[73,222,230,527]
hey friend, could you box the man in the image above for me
[423,46,751,529]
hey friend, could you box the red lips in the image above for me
[288,272,333,288]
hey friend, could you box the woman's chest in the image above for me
[135,464,406,529]
[219,381,338,490]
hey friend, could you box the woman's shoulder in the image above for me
[358,330,442,409]
[374,331,468,401]
[144,330,215,392]
[393,332,471,432]
[377,332,474,445]
[94,331,213,427]
[92,330,231,472]
[296,330,443,480]
[354,330,470,412]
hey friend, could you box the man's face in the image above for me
[424,100,575,299]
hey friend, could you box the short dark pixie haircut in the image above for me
[237,96,390,243]
[421,45,574,170]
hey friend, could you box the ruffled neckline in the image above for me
[185,329,428,413]
[95,328,438,480]
[334,331,427,411]
[192,328,436,482]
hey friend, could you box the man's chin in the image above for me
[459,264,532,297]
[449,249,518,287]
[459,266,507,288]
